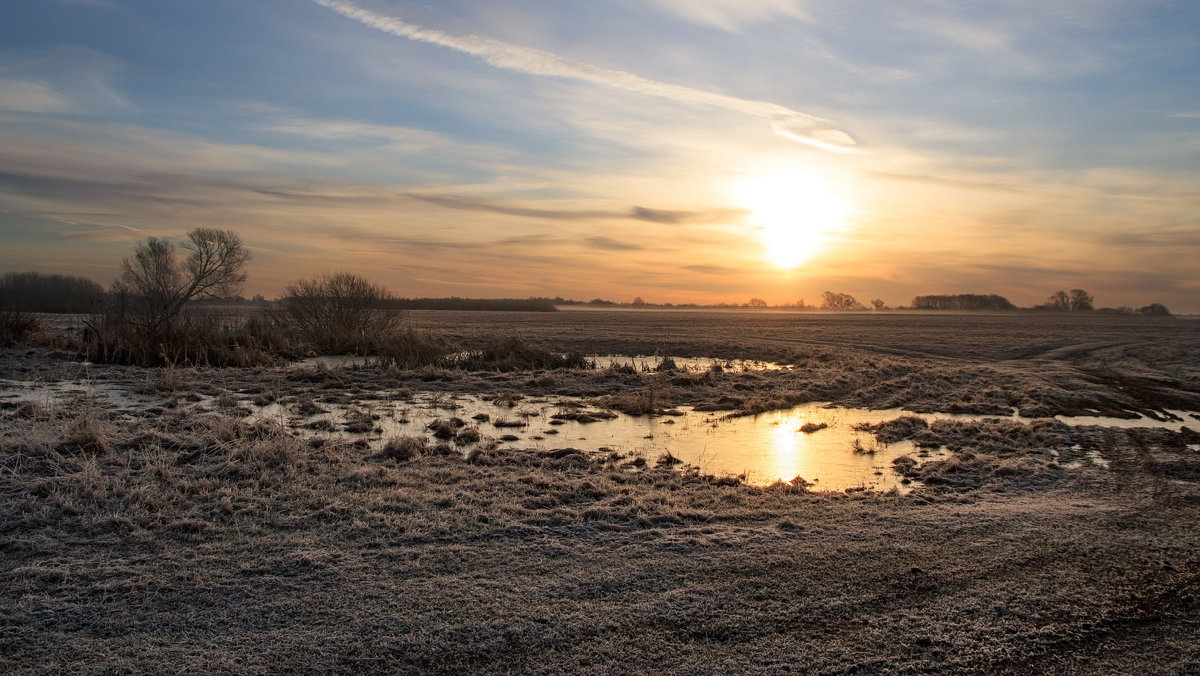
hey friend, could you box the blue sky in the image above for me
[1,0,1198,309]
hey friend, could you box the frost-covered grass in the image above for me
[3,310,1199,673]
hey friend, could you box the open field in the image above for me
[3,310,1199,673]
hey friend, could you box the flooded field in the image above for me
[3,362,1193,492]
[4,310,1200,673]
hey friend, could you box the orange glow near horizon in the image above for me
[734,169,851,269]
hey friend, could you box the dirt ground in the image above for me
[2,310,1199,673]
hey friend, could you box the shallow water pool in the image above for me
[4,377,1196,492]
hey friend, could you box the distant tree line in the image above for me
[911,294,1016,311]
[1095,303,1172,316]
[1039,289,1093,312]
[0,271,104,313]
[383,297,558,312]
[2,246,1182,359]
[907,288,1170,315]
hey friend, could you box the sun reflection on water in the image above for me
[767,412,807,482]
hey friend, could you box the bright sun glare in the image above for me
[737,171,849,269]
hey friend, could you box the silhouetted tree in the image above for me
[1139,303,1171,316]
[870,298,887,311]
[1043,290,1070,311]
[1068,289,1094,312]
[747,298,767,307]
[821,291,865,310]
[111,229,250,337]
[631,297,646,306]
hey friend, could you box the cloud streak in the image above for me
[406,193,744,224]
[312,0,855,152]
[647,0,808,32]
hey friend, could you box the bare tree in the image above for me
[112,229,250,336]
[747,298,768,308]
[870,298,887,311]
[276,272,401,352]
[1044,290,1070,311]
[1068,289,1094,312]
[821,291,865,310]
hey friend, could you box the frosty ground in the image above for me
[2,310,1198,673]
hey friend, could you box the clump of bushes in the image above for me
[87,310,301,367]
[452,335,591,371]
[271,272,453,366]
[275,272,402,354]
[0,310,41,347]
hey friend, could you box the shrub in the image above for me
[85,309,297,367]
[275,272,403,354]
[453,335,591,371]
[0,310,41,347]
[373,328,453,368]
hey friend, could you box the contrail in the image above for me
[313,0,856,152]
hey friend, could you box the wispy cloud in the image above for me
[631,206,745,224]
[406,193,743,224]
[0,79,72,113]
[862,170,1024,194]
[0,47,134,114]
[406,193,617,221]
[646,0,808,31]
[584,236,643,251]
[312,0,854,152]
[683,263,735,275]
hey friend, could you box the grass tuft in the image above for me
[372,435,428,462]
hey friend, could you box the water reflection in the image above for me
[294,354,788,372]
[4,377,1196,493]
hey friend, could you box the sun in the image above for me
[736,170,849,269]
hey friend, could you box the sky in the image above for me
[1,0,1198,310]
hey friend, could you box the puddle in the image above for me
[586,355,787,372]
[4,377,1197,493]
[294,355,377,369]
[293,354,787,372]
[1049,410,1197,428]
[238,396,937,491]
[241,398,1194,491]
[0,379,156,408]
[1048,445,1110,470]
